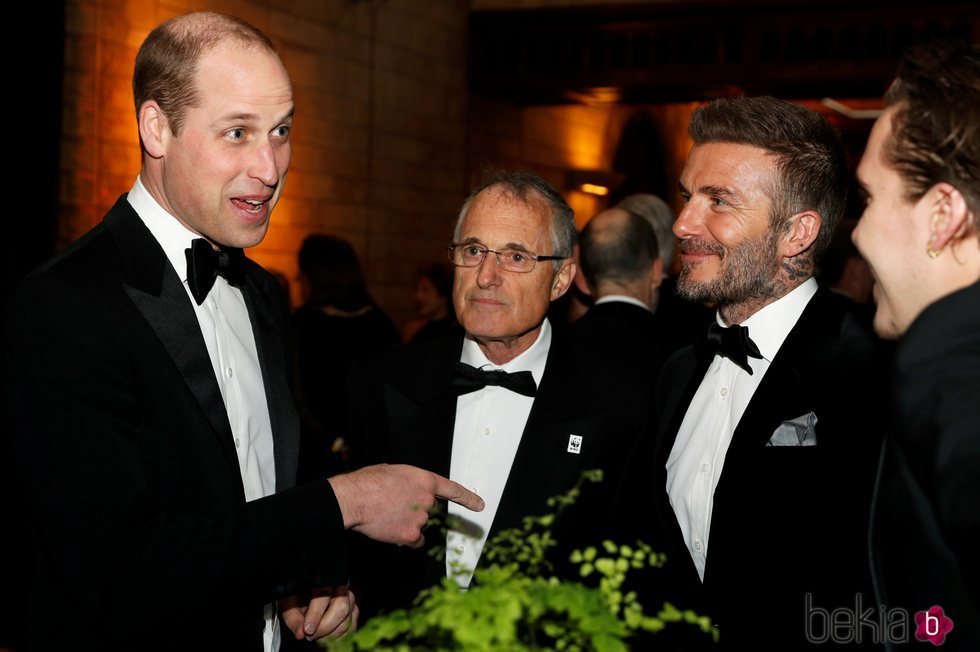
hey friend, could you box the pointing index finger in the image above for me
[432,474,484,512]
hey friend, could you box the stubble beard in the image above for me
[677,230,782,308]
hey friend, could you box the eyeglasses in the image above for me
[447,243,566,273]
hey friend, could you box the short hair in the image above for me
[133,12,278,137]
[298,234,372,311]
[616,193,676,268]
[689,96,848,261]
[884,41,980,232]
[454,170,577,268]
[580,210,659,289]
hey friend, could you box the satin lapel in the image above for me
[241,271,300,491]
[723,289,840,460]
[492,341,604,540]
[653,347,712,585]
[104,200,241,480]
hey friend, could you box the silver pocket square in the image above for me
[767,411,818,446]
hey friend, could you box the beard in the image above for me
[677,230,782,306]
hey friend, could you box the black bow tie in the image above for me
[449,362,537,398]
[703,322,763,374]
[185,238,246,305]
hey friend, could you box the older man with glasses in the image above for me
[346,170,648,619]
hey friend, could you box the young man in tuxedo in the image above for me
[617,96,883,649]
[3,12,481,652]
[348,171,650,616]
[854,42,979,650]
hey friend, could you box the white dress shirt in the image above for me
[446,319,552,587]
[666,278,818,581]
[594,294,652,312]
[128,177,281,652]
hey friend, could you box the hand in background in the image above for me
[280,584,357,641]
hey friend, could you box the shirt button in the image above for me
[482,427,490,436]
[694,540,703,552]
[720,387,728,397]
[226,367,233,378]
[701,462,711,474]
[234,438,241,448]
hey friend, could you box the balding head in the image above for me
[133,12,280,141]
[580,208,662,309]
[616,194,676,269]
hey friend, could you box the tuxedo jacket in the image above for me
[869,281,979,651]
[3,197,347,652]
[347,330,644,616]
[571,300,670,420]
[615,287,884,649]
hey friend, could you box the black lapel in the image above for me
[104,197,242,488]
[491,338,605,540]
[704,289,842,583]
[723,289,841,458]
[651,345,712,586]
[241,268,300,491]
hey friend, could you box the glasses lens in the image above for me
[499,249,535,272]
[453,245,487,267]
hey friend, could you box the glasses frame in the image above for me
[447,243,567,274]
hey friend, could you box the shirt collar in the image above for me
[717,277,818,362]
[126,175,204,283]
[594,295,651,312]
[460,318,552,387]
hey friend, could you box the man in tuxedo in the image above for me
[349,171,646,615]
[572,207,669,424]
[618,96,883,649]
[853,42,979,650]
[3,12,482,652]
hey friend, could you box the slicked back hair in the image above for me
[133,12,279,138]
[689,96,848,261]
[884,41,980,233]
[454,170,577,269]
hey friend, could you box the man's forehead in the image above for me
[463,190,549,230]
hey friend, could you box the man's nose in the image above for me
[673,202,703,239]
[476,251,502,288]
[250,139,281,187]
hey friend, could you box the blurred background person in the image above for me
[293,234,400,478]
[402,261,462,344]
[617,193,713,351]
[818,224,876,325]
[853,41,979,650]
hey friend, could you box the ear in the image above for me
[649,257,664,290]
[571,244,592,296]
[550,260,577,301]
[927,183,972,253]
[778,210,821,259]
[138,101,170,160]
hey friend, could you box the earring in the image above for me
[926,234,942,259]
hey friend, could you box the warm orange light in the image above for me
[579,183,609,196]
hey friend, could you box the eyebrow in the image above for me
[456,236,532,251]
[678,181,742,203]
[212,108,295,127]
